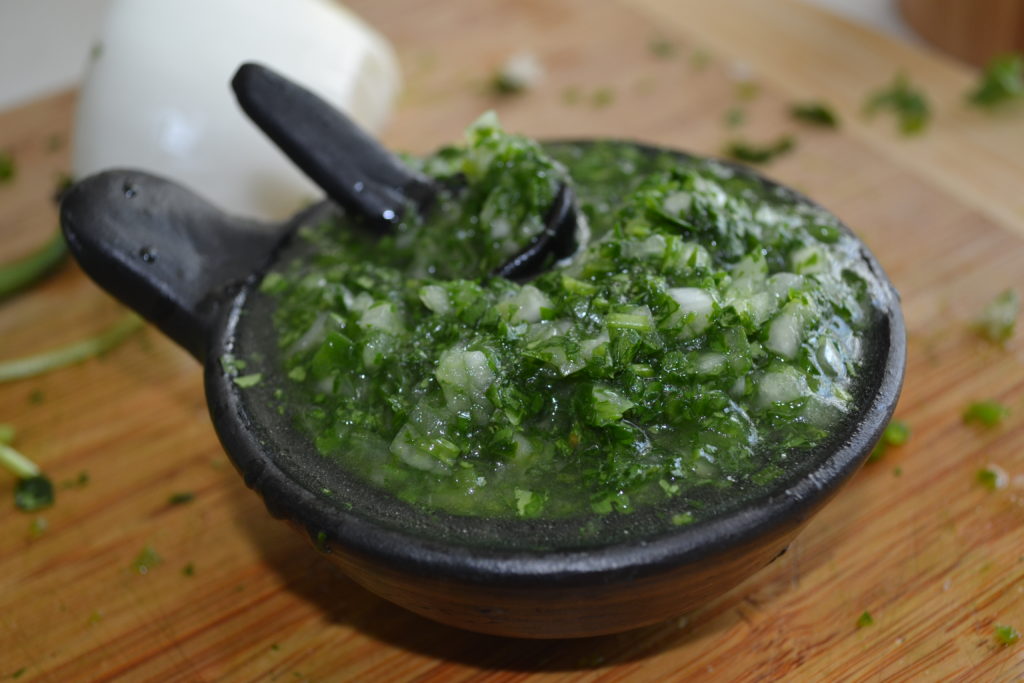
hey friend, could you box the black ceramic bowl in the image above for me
[59,142,905,638]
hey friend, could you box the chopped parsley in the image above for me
[975,289,1019,344]
[254,117,876,522]
[724,135,795,164]
[168,491,196,505]
[995,624,1021,646]
[976,465,1008,491]
[963,400,1009,428]
[15,476,55,511]
[0,151,14,183]
[864,74,931,135]
[182,562,196,577]
[649,38,676,59]
[856,611,874,628]
[132,545,163,575]
[791,101,839,128]
[968,54,1024,108]
[869,419,911,462]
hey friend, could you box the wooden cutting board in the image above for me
[2,0,1023,679]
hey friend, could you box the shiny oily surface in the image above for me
[230,124,891,551]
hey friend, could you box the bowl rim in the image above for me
[205,139,906,587]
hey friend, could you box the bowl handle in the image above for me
[60,170,294,361]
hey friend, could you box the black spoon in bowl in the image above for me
[231,62,578,282]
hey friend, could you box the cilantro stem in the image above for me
[0,232,68,301]
[0,444,41,479]
[0,313,143,383]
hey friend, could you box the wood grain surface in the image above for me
[1,0,1023,679]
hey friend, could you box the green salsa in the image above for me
[252,114,878,524]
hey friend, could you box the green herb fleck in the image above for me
[28,516,48,539]
[182,562,195,577]
[15,475,55,511]
[0,151,14,184]
[856,611,874,628]
[995,624,1021,646]
[0,424,14,445]
[791,101,840,128]
[0,313,143,383]
[864,73,931,135]
[87,610,103,624]
[724,135,795,164]
[314,531,329,553]
[893,466,902,477]
[735,80,759,101]
[10,668,26,680]
[976,465,1007,491]
[28,390,44,405]
[271,643,281,652]
[724,107,745,128]
[488,53,543,95]
[220,353,247,374]
[649,38,676,59]
[133,545,163,575]
[963,400,1009,428]
[62,471,90,489]
[869,419,911,462]
[47,133,65,152]
[976,289,1019,344]
[968,54,1024,108]
[233,373,263,388]
[690,48,712,70]
[168,491,195,505]
[592,87,615,108]
[0,232,68,302]
[671,512,694,526]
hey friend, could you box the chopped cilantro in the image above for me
[968,54,1024,108]
[975,289,1019,344]
[592,87,615,108]
[856,611,874,628]
[976,465,1008,491]
[0,150,14,183]
[168,491,196,505]
[791,101,839,128]
[132,545,163,574]
[649,38,676,59]
[869,419,911,462]
[724,107,745,128]
[0,231,68,302]
[671,512,694,526]
[489,52,543,95]
[963,400,1009,428]
[995,624,1021,646]
[15,476,55,511]
[233,373,263,388]
[724,135,795,164]
[864,74,931,135]
[182,562,195,577]
[28,516,48,539]
[690,48,711,70]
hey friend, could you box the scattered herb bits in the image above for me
[856,611,874,628]
[975,289,1019,344]
[864,74,931,135]
[968,54,1024,108]
[168,492,196,505]
[14,476,55,512]
[724,135,795,164]
[791,101,839,128]
[132,545,163,575]
[976,464,1008,491]
[995,624,1021,646]
[0,150,14,184]
[489,52,544,95]
[869,419,911,462]
[963,400,1009,428]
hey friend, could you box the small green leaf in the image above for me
[968,54,1024,108]
[995,624,1021,646]
[15,476,54,511]
[963,400,1009,428]
[856,611,874,628]
[168,492,196,506]
[864,73,931,135]
[233,373,263,388]
[724,135,795,164]
[791,101,839,128]
[976,465,1007,491]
